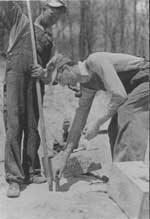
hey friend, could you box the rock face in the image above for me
[108,162,149,219]
[64,148,102,177]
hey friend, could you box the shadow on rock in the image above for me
[59,157,102,192]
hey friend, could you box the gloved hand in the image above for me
[31,64,46,79]
[51,151,68,180]
[83,121,100,140]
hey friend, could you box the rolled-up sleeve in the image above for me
[86,56,127,125]
[100,59,127,114]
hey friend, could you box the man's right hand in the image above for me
[31,64,46,79]
[83,121,100,140]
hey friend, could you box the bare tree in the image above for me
[0,22,4,52]
[102,0,120,52]
[133,0,137,55]
[66,0,74,60]
[119,0,126,52]
[104,0,108,51]
[79,0,93,60]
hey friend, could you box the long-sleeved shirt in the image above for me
[0,1,53,66]
[0,1,29,52]
[66,52,145,151]
[83,52,145,118]
[0,1,53,58]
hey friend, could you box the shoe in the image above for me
[30,174,47,184]
[7,182,20,198]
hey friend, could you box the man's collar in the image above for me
[78,61,89,76]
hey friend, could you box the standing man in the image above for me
[31,52,147,180]
[0,0,67,198]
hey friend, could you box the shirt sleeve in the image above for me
[86,55,127,126]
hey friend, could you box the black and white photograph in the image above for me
[0,0,149,218]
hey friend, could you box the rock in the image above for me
[108,161,149,219]
[64,148,102,177]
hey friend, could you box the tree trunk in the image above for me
[133,0,137,55]
[79,0,92,61]
[120,0,126,52]
[104,0,108,51]
[0,22,4,51]
[66,0,74,60]
[111,26,117,52]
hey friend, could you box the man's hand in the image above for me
[51,151,68,180]
[83,121,100,140]
[31,64,46,79]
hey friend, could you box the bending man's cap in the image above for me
[46,53,73,85]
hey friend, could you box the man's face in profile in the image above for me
[38,6,65,29]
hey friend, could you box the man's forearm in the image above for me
[97,93,127,127]
[65,107,90,156]
[64,88,96,157]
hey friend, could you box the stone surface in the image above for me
[108,161,149,219]
[64,148,102,177]
[0,162,128,219]
[144,139,149,165]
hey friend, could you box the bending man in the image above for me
[32,52,147,180]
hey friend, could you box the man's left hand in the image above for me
[31,64,46,78]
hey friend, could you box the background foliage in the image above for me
[0,0,149,61]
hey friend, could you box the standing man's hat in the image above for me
[46,0,67,8]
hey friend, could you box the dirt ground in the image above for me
[0,58,128,219]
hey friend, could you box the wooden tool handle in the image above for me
[26,0,53,190]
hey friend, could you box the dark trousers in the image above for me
[4,51,41,184]
[108,82,149,161]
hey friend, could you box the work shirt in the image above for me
[80,52,145,90]
[0,1,53,70]
[0,1,29,52]
[0,1,53,62]
[67,52,145,148]
[81,53,145,120]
